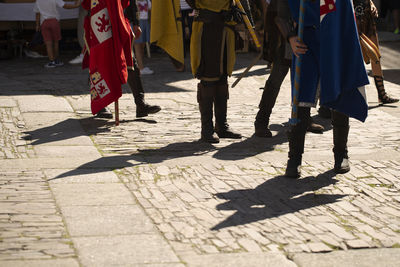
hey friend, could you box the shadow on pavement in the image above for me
[23,117,143,146]
[212,170,344,230]
[23,118,115,146]
[51,141,217,181]
[213,127,287,161]
[213,115,333,161]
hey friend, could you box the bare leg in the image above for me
[45,41,54,61]
[369,34,383,77]
[133,42,145,70]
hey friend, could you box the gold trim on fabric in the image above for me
[200,77,221,82]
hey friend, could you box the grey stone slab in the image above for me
[0,98,17,107]
[34,146,101,158]
[292,248,400,267]
[133,264,185,267]
[0,258,79,267]
[45,169,120,184]
[22,113,79,128]
[21,113,93,146]
[181,252,296,267]
[72,234,179,266]
[16,95,73,112]
[61,205,156,236]
[51,183,135,206]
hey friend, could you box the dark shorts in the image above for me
[41,18,61,42]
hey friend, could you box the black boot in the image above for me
[285,127,306,178]
[254,84,280,138]
[332,111,350,174]
[128,69,161,117]
[374,76,399,104]
[285,155,302,178]
[285,108,309,178]
[198,83,219,143]
[214,84,241,139]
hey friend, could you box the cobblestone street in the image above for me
[1,37,400,266]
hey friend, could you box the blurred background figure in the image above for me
[381,0,400,34]
[180,0,193,57]
[34,0,81,68]
[354,0,399,104]
[69,2,86,65]
[133,0,154,75]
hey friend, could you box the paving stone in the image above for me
[292,248,400,267]
[61,205,156,236]
[73,235,180,266]
[0,259,79,267]
[51,183,135,206]
[17,96,73,113]
[181,252,296,267]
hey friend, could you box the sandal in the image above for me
[374,76,399,104]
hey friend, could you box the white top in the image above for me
[180,0,191,10]
[136,0,151,20]
[33,0,66,24]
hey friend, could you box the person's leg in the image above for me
[214,79,241,139]
[369,34,399,104]
[69,7,86,64]
[331,110,350,173]
[254,62,289,137]
[45,41,55,61]
[134,42,145,70]
[51,19,63,66]
[77,6,86,50]
[198,81,219,143]
[127,68,161,117]
[285,106,310,178]
[41,20,55,64]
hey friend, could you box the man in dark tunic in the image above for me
[185,0,241,143]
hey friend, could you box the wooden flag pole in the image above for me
[289,0,306,126]
[115,100,119,126]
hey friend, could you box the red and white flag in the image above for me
[82,0,133,115]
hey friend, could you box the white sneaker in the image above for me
[140,67,154,75]
[69,53,83,64]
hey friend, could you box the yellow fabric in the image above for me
[150,0,184,64]
[195,0,231,12]
[190,22,236,79]
[190,21,203,76]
